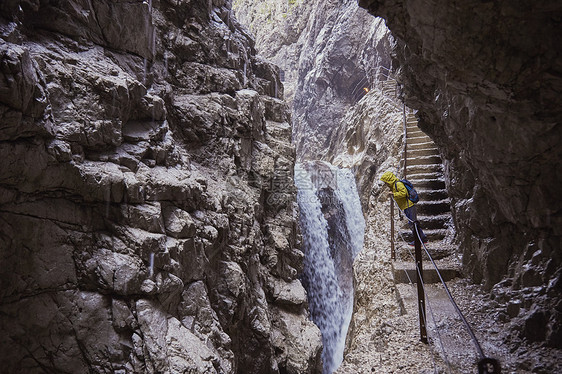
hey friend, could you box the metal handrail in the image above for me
[391,199,502,374]
[389,104,500,372]
[379,65,392,72]
[350,65,398,102]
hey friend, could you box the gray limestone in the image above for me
[0,0,321,373]
[359,0,562,349]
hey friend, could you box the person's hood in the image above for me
[380,171,398,186]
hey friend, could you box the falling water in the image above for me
[149,252,155,278]
[142,0,154,86]
[296,162,365,374]
[333,168,365,258]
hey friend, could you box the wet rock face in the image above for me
[0,1,321,373]
[233,0,394,161]
[359,0,562,346]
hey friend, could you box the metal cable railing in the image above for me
[397,226,453,374]
[350,65,398,102]
[391,198,501,374]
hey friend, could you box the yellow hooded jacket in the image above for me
[380,171,415,211]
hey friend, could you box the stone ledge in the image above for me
[392,260,461,284]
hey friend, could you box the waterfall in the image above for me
[333,168,365,258]
[296,162,365,374]
[149,252,155,278]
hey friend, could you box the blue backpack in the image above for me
[395,179,419,203]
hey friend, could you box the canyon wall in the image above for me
[0,0,322,373]
[233,0,395,162]
[359,0,562,347]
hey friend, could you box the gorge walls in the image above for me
[0,0,322,373]
[233,0,395,162]
[359,0,562,347]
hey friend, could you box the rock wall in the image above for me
[0,1,322,373]
[232,0,312,106]
[359,0,562,347]
[233,0,394,162]
[325,86,404,213]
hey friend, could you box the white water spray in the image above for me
[149,252,155,278]
[296,162,365,374]
[333,167,365,258]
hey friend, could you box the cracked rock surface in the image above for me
[359,0,562,349]
[0,1,321,373]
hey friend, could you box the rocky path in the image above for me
[340,187,561,373]
[338,116,560,373]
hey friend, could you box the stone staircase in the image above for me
[393,112,459,283]
[381,79,397,97]
[399,112,451,243]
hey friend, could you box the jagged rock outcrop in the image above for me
[359,0,562,347]
[232,0,313,105]
[325,83,404,213]
[233,0,394,161]
[0,1,322,373]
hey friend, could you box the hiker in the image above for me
[380,171,428,245]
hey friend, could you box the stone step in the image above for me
[413,146,439,153]
[408,141,438,151]
[407,132,427,140]
[407,132,432,140]
[407,175,445,190]
[417,214,451,230]
[395,214,450,231]
[383,88,396,96]
[406,155,442,166]
[398,228,448,242]
[407,128,425,136]
[407,148,439,158]
[408,135,434,145]
[406,170,443,180]
[416,199,450,215]
[407,130,422,139]
[407,183,447,194]
[417,188,449,201]
[392,260,461,284]
[406,163,443,174]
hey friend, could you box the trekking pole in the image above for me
[390,198,395,260]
